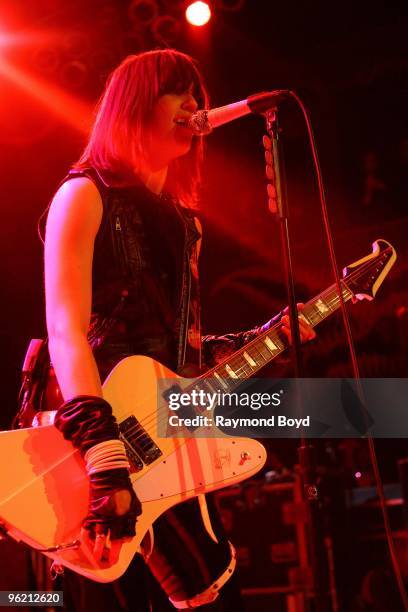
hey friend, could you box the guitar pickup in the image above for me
[119,415,162,466]
[119,432,143,472]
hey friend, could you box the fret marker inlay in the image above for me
[214,371,228,388]
[264,336,278,351]
[243,351,257,367]
[225,364,238,379]
[316,299,329,314]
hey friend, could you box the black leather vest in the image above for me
[65,168,201,379]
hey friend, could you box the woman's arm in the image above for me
[202,306,316,369]
[45,177,141,559]
[202,312,284,369]
[45,177,103,399]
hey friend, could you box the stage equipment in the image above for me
[0,242,395,583]
[215,473,312,612]
[260,98,333,612]
[345,480,406,606]
[258,89,408,610]
[287,91,408,610]
[188,91,290,135]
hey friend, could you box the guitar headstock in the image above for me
[342,239,397,301]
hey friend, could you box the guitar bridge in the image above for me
[119,416,162,466]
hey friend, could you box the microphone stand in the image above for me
[263,108,331,612]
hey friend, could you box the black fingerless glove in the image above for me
[202,311,284,368]
[54,395,120,454]
[55,395,141,538]
[83,468,142,539]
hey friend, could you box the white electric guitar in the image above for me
[0,239,396,582]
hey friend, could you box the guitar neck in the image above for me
[201,280,353,392]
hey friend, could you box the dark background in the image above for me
[0,0,407,427]
[1,0,407,495]
[0,1,407,608]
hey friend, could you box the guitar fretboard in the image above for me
[193,280,353,399]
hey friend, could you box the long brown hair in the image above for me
[75,49,209,208]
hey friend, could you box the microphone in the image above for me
[188,90,290,135]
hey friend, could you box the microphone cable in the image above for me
[286,89,408,610]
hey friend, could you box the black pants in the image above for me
[62,495,244,611]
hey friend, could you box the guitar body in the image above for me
[0,355,267,582]
[0,238,397,582]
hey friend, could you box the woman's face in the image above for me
[146,85,199,167]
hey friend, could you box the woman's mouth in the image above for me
[174,118,190,128]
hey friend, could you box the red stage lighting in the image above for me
[185,2,211,27]
[0,30,23,49]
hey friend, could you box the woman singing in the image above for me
[44,49,315,610]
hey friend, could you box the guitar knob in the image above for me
[240,451,251,463]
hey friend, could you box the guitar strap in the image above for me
[172,204,202,375]
[13,338,50,429]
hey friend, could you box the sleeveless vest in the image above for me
[66,168,202,379]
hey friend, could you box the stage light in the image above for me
[0,56,93,134]
[185,2,211,27]
[0,31,26,49]
[354,471,362,479]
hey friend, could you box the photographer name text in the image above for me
[168,414,310,429]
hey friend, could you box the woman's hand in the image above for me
[280,303,316,344]
[81,479,141,564]
[54,396,141,564]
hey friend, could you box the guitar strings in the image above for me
[125,249,391,442]
[121,247,393,443]
[125,291,348,443]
